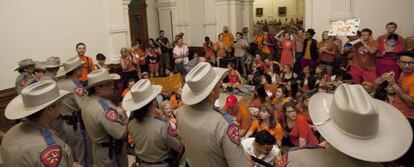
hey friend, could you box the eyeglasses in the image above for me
[398,61,414,66]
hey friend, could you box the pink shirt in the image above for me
[120,55,137,72]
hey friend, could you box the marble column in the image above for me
[329,0,353,21]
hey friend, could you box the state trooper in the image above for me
[176,62,248,167]
[15,58,35,94]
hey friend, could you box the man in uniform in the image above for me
[1,80,76,167]
[14,58,35,94]
[54,57,91,166]
[286,84,413,167]
[177,62,248,167]
[123,79,183,166]
[45,56,61,80]
[81,69,128,167]
[24,61,49,86]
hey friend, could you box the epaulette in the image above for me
[213,107,235,125]
[153,116,167,123]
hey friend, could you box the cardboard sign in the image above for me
[328,19,360,36]
[149,74,182,93]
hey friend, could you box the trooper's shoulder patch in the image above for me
[40,145,62,167]
[19,79,27,86]
[74,87,87,96]
[227,123,241,145]
[105,110,119,122]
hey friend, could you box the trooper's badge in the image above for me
[40,145,62,167]
[227,123,241,145]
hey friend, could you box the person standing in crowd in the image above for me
[130,40,146,74]
[120,47,139,88]
[157,30,172,76]
[301,29,318,70]
[348,28,378,84]
[146,39,162,77]
[215,34,228,67]
[234,32,248,77]
[382,51,414,166]
[81,69,128,167]
[318,31,338,76]
[221,26,235,56]
[95,53,108,70]
[293,28,305,73]
[44,56,61,80]
[177,62,248,166]
[276,31,295,68]
[242,130,281,166]
[55,57,90,166]
[377,22,405,46]
[76,42,95,82]
[15,58,35,94]
[376,33,404,80]
[123,79,183,166]
[203,36,216,65]
[1,80,76,167]
[287,84,413,167]
[173,37,189,74]
[242,27,250,44]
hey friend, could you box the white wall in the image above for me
[352,0,414,38]
[146,0,160,39]
[253,0,304,22]
[188,0,205,46]
[0,0,130,90]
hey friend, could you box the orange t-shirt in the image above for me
[249,119,283,141]
[222,32,234,49]
[350,40,378,70]
[318,40,337,62]
[393,72,414,119]
[170,94,180,109]
[223,101,252,132]
[288,114,319,146]
[122,88,130,97]
[79,56,95,81]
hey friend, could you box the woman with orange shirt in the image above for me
[245,103,283,145]
[130,40,145,74]
[318,31,338,76]
[282,102,318,147]
[276,32,295,67]
[214,34,228,67]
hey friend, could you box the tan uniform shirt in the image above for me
[55,78,90,165]
[57,78,87,115]
[128,115,182,163]
[81,95,128,167]
[287,146,384,167]
[176,101,248,167]
[0,120,74,167]
[15,72,33,94]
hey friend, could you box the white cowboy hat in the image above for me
[33,61,47,72]
[15,58,35,71]
[309,84,413,162]
[182,62,228,105]
[122,79,162,111]
[5,80,71,120]
[45,57,62,68]
[86,69,120,88]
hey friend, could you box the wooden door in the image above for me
[129,0,149,46]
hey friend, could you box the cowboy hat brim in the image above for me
[86,73,121,88]
[122,85,162,111]
[45,64,63,68]
[309,93,413,162]
[14,64,35,71]
[181,67,228,105]
[5,90,72,120]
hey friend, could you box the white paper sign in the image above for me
[328,19,360,36]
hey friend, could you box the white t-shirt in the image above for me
[173,45,189,64]
[241,137,280,167]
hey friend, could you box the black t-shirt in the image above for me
[156,37,170,53]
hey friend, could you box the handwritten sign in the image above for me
[149,74,182,93]
[328,19,360,36]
